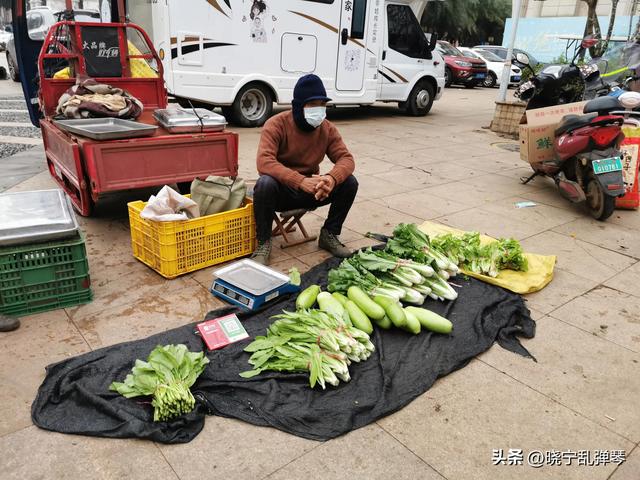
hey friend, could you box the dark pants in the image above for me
[253,174,359,242]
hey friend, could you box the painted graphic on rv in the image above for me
[207,0,231,17]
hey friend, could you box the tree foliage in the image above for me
[421,0,512,46]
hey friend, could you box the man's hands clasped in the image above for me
[300,175,336,201]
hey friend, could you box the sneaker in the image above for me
[0,314,20,332]
[318,228,352,258]
[251,239,272,265]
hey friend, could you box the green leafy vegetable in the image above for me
[430,232,528,278]
[110,344,209,422]
[240,309,374,389]
[288,267,301,286]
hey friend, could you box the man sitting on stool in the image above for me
[251,74,358,265]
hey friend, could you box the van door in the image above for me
[379,3,432,100]
[336,0,369,92]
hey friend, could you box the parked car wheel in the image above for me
[444,68,453,87]
[6,52,19,82]
[401,81,435,116]
[230,83,273,127]
[483,72,497,88]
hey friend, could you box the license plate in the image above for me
[593,157,623,175]
[475,73,486,79]
[511,76,521,82]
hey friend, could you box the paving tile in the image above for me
[345,236,383,251]
[377,360,632,480]
[371,148,444,167]
[551,286,640,353]
[461,168,546,197]
[373,167,454,190]
[267,424,444,480]
[609,445,640,480]
[297,248,335,267]
[377,188,471,219]
[349,173,409,199]
[553,218,640,260]
[520,183,586,211]
[524,269,599,315]
[0,427,176,480]
[438,206,548,240]
[604,261,640,297]
[72,279,222,349]
[158,416,316,480]
[482,196,582,231]
[0,310,90,437]
[423,181,517,207]
[520,231,636,283]
[66,267,191,321]
[5,169,57,192]
[354,156,401,175]
[342,199,423,236]
[455,153,523,173]
[607,208,640,231]
[268,257,311,276]
[479,316,640,442]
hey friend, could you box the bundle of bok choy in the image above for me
[239,309,374,389]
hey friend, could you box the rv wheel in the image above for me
[231,83,273,127]
[402,81,434,116]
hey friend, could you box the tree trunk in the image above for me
[580,0,602,58]
[597,0,619,57]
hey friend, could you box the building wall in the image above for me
[503,14,639,62]
[523,0,637,18]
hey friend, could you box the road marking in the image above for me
[0,135,42,145]
[0,109,29,113]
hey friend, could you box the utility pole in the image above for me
[497,0,522,102]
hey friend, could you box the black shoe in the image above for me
[0,314,20,332]
[318,228,352,258]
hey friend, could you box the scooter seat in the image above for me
[555,113,597,136]
[583,96,621,114]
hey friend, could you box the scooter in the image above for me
[514,38,600,110]
[521,94,633,220]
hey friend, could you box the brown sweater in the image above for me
[256,111,355,189]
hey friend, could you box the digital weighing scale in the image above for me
[210,259,300,310]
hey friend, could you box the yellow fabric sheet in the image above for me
[419,221,556,294]
[53,41,158,79]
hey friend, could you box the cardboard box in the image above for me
[519,101,587,164]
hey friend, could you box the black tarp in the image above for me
[32,257,535,444]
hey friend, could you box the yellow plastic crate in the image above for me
[127,197,256,279]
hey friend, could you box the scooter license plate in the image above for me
[593,157,623,175]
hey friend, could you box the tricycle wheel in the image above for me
[230,83,273,127]
[586,171,615,221]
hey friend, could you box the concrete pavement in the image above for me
[0,85,638,480]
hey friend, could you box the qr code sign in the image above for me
[222,319,240,333]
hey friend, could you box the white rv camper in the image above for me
[128,0,444,126]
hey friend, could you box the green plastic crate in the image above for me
[0,233,92,317]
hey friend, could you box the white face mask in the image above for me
[304,106,326,128]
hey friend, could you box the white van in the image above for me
[128,0,445,126]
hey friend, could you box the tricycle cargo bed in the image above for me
[42,116,238,214]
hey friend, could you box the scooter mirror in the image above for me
[515,52,530,65]
[619,91,640,109]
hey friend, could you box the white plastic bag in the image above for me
[140,185,200,221]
